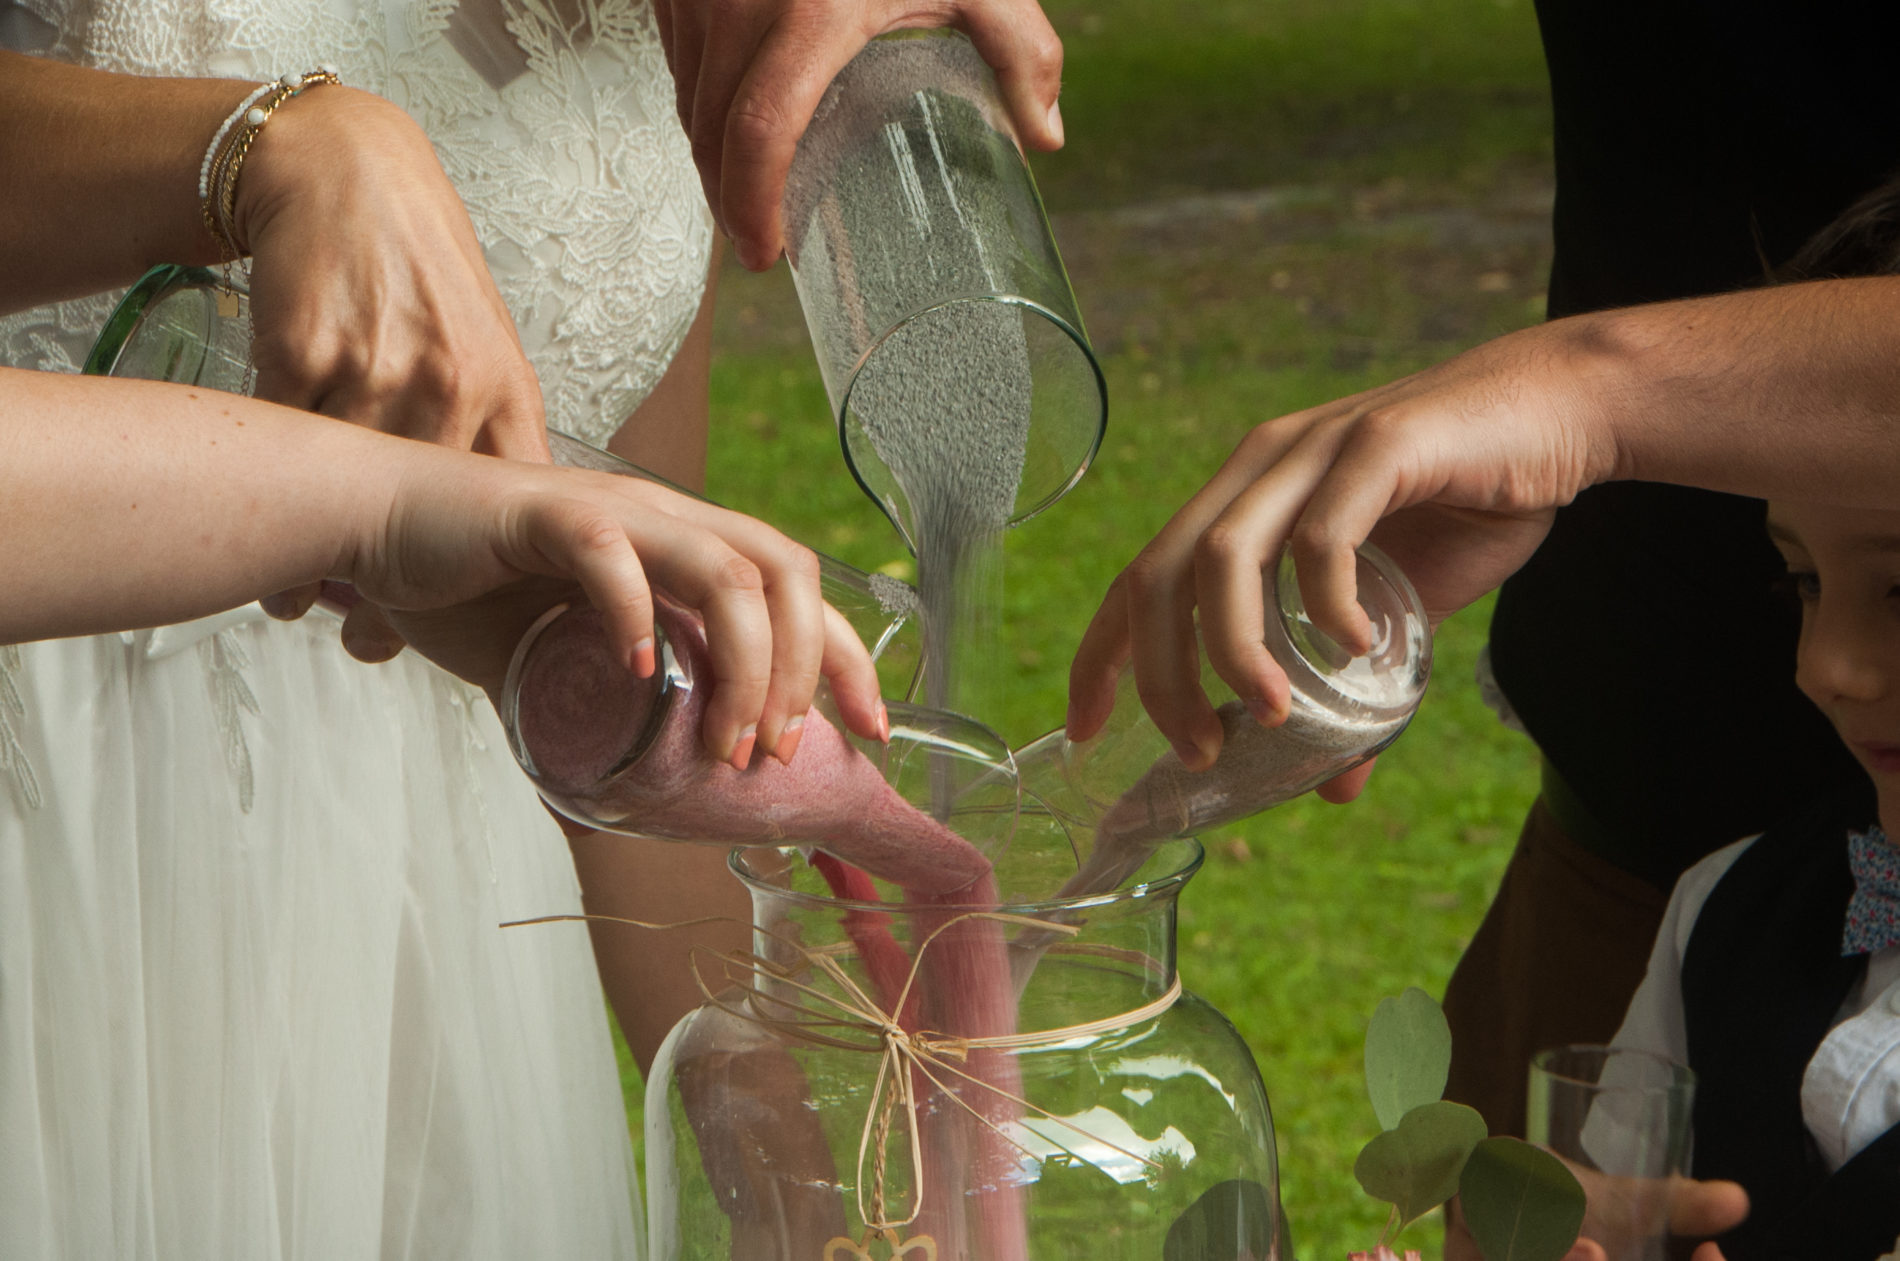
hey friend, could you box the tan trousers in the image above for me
[1441,796,1671,1138]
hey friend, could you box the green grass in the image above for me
[1035,0,1553,207]
[622,0,1555,1254]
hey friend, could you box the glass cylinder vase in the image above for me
[644,835,1288,1261]
[782,30,1106,552]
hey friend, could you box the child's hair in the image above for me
[1780,169,1900,282]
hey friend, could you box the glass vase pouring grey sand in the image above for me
[781,30,1106,553]
[84,264,928,702]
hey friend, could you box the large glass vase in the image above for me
[645,831,1287,1260]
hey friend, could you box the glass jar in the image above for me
[500,595,1023,892]
[1016,544,1431,901]
[783,30,1106,552]
[84,263,927,702]
[645,836,1288,1261]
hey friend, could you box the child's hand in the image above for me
[1445,1175,1748,1261]
[351,450,883,763]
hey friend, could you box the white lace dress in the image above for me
[0,3,713,1257]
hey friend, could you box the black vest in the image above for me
[1681,782,1900,1259]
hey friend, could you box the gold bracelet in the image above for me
[200,67,342,258]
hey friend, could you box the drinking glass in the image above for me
[1527,1044,1697,1261]
[781,30,1105,551]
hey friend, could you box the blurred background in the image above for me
[649,0,1556,1253]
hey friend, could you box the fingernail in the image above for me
[1169,738,1203,768]
[776,715,805,765]
[1046,99,1065,146]
[1246,696,1281,727]
[729,725,757,771]
[343,629,399,664]
[877,701,891,743]
[630,637,655,679]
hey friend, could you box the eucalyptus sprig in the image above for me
[1352,989,1585,1261]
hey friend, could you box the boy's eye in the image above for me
[1771,570,1821,603]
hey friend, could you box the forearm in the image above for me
[1577,277,1900,504]
[0,367,399,641]
[0,51,247,309]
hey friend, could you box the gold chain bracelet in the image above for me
[200,67,342,259]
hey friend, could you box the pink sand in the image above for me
[512,602,991,895]
[515,603,1024,1257]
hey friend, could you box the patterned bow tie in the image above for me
[1843,826,1900,957]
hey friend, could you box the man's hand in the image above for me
[654,0,1065,270]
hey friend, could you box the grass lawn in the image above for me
[628,1,1558,1254]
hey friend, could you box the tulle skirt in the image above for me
[0,608,640,1259]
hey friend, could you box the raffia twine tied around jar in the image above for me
[505,908,1183,1259]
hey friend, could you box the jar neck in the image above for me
[732,843,1195,1034]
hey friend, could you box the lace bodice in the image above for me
[3,0,714,447]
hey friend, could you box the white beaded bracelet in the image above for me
[199,65,342,257]
[197,82,276,203]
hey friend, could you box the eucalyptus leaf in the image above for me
[1352,1100,1487,1229]
[1365,987,1453,1131]
[1459,1137,1586,1261]
[1163,1179,1276,1261]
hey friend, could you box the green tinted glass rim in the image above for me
[81,263,222,378]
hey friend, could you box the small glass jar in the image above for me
[645,837,1288,1261]
[1016,544,1431,900]
[85,264,928,702]
[499,596,1021,893]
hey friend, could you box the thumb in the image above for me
[1670,1177,1749,1236]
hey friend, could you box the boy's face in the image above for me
[1768,501,1900,837]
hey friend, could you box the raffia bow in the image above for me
[506,907,1183,1235]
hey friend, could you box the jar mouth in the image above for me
[834,293,1106,554]
[1268,541,1432,721]
[729,836,1204,914]
[501,602,685,792]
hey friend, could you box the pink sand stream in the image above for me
[513,603,1027,1258]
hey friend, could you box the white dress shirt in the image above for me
[1611,836,1900,1172]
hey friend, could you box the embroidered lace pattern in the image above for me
[198,628,261,813]
[0,645,42,810]
[6,0,712,446]
[2,0,713,807]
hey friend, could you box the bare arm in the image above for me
[0,49,547,460]
[1070,277,1900,762]
[0,367,885,754]
[0,50,240,308]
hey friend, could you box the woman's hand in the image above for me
[362,454,886,759]
[233,85,547,460]
[1068,317,1621,768]
[654,0,1065,271]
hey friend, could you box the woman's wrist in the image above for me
[230,85,421,257]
